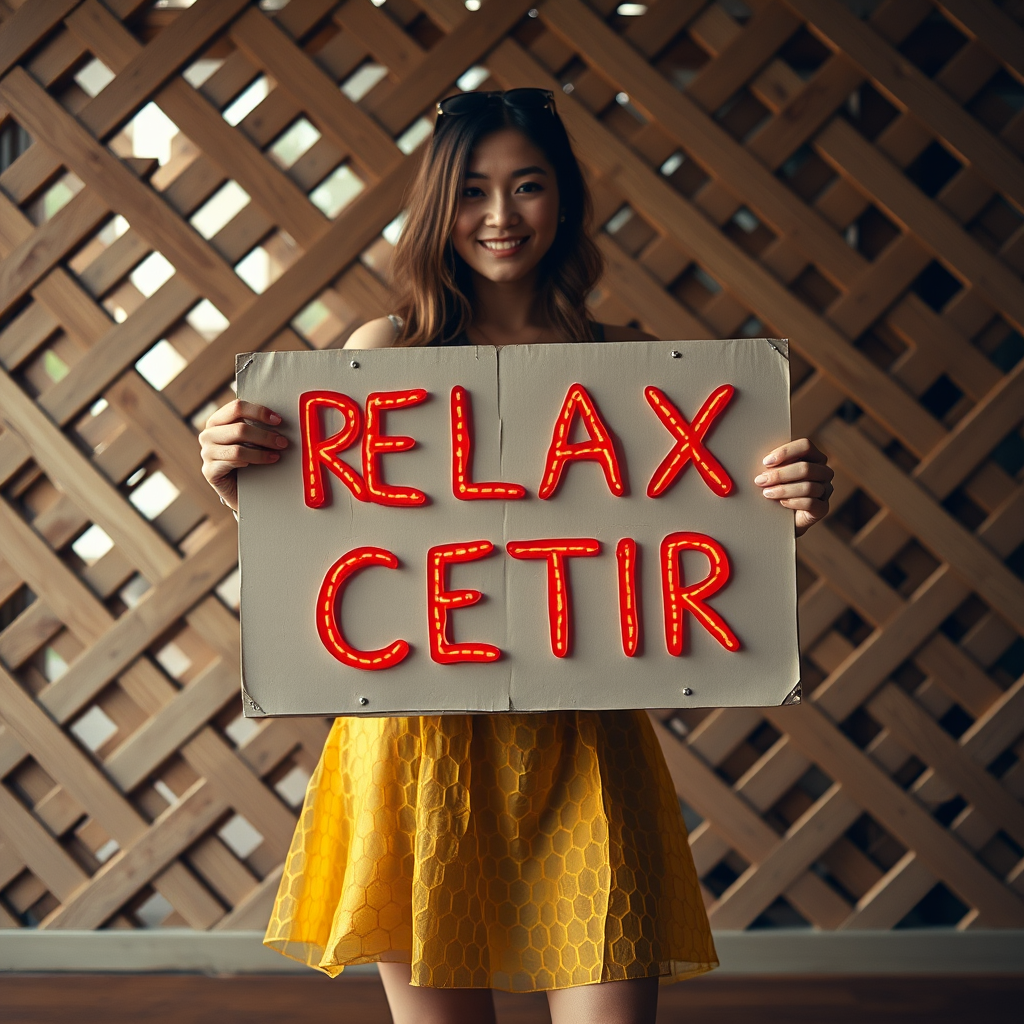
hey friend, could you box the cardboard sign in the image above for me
[235,340,798,717]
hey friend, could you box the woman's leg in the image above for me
[546,976,659,1024]
[376,962,497,1024]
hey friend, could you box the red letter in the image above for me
[538,384,624,499]
[506,539,600,658]
[645,384,735,497]
[316,547,409,670]
[450,386,526,500]
[616,538,641,658]
[660,532,740,654]
[427,541,501,664]
[299,391,367,508]
[363,389,428,506]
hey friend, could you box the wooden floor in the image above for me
[1,974,1022,1023]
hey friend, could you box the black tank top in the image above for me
[428,322,607,346]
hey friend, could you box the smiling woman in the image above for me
[383,89,606,350]
[198,85,833,1024]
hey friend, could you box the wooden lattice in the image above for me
[0,0,1022,937]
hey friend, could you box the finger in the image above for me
[779,496,829,517]
[754,462,833,486]
[762,438,828,467]
[201,422,288,450]
[203,465,238,506]
[205,399,282,429]
[206,444,281,466]
[762,481,830,500]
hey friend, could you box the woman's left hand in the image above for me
[754,438,833,537]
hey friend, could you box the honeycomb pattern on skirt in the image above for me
[264,710,718,992]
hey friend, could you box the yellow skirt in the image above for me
[264,711,718,992]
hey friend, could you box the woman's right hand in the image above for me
[199,400,287,512]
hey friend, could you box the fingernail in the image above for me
[763,487,780,498]
[268,452,280,460]
[268,413,281,424]
[753,473,768,485]
[763,453,778,466]
[275,435,288,448]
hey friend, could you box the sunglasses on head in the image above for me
[435,88,556,120]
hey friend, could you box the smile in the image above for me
[479,238,527,254]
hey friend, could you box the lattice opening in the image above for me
[896,881,969,927]
[713,88,771,142]
[659,150,710,197]
[0,118,32,171]
[979,829,1023,879]
[26,170,86,226]
[879,540,942,596]
[671,263,724,312]
[828,487,881,542]
[970,195,1024,252]
[968,68,1024,133]
[6,758,58,813]
[991,427,1024,478]
[972,318,1024,372]
[604,203,658,255]
[309,164,365,218]
[0,583,35,632]
[905,140,964,198]
[3,869,59,927]
[17,328,81,399]
[268,117,322,170]
[778,145,836,202]
[792,265,840,313]
[840,707,882,749]
[749,895,809,929]
[848,205,901,260]
[724,206,777,256]
[845,813,907,875]
[898,11,967,78]
[843,81,899,141]
[702,851,750,898]
[270,761,312,809]
[987,742,1020,780]
[854,322,907,371]
[937,702,975,740]
[941,486,989,531]
[814,836,881,904]
[911,260,963,312]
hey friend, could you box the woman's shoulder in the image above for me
[597,322,659,342]
[345,316,401,349]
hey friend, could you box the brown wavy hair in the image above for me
[389,97,603,346]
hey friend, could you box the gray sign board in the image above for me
[235,340,798,717]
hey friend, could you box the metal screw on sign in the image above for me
[682,687,693,696]
[670,351,681,359]
[350,360,359,368]
[358,696,369,705]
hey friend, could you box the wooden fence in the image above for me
[0,0,1022,937]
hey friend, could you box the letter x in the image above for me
[644,384,735,497]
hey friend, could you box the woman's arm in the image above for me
[345,316,401,349]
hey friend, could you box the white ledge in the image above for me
[1,930,1023,975]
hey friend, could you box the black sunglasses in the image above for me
[435,88,556,120]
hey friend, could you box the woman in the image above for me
[200,89,833,1024]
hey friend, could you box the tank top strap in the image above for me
[591,321,606,342]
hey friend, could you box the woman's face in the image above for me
[451,128,561,285]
